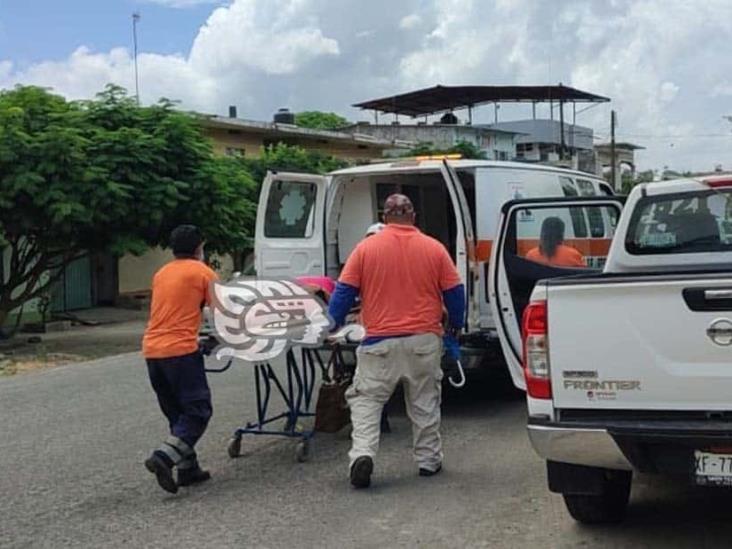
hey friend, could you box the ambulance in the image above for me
[254,158,613,373]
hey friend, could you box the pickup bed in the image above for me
[489,175,732,523]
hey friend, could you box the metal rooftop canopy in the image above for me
[353,85,610,117]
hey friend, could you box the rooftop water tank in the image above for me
[274,108,296,125]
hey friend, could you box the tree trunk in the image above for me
[0,308,9,338]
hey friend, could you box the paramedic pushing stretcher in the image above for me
[142,225,218,494]
[329,194,465,488]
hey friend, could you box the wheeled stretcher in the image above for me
[202,336,357,462]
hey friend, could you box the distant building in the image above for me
[351,85,612,173]
[594,142,645,189]
[341,118,520,160]
[486,119,595,172]
[199,108,410,163]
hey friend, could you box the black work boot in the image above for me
[177,457,211,487]
[145,451,178,494]
[350,456,373,489]
[419,463,443,477]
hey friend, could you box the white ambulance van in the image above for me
[254,158,613,376]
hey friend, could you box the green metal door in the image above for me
[50,255,92,312]
[64,255,92,310]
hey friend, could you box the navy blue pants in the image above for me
[146,351,212,448]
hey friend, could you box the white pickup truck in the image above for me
[488,174,732,523]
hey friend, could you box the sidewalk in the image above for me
[0,307,148,375]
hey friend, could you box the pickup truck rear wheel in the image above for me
[562,470,632,524]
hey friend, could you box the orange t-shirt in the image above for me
[338,224,462,337]
[142,259,219,359]
[525,244,587,268]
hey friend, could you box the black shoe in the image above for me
[350,456,373,489]
[419,464,442,477]
[145,452,178,494]
[178,466,211,487]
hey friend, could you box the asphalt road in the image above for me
[3,353,732,548]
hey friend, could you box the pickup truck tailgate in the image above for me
[548,275,732,410]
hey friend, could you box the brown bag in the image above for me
[314,348,352,433]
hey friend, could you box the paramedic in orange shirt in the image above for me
[328,194,465,489]
[526,217,587,268]
[142,225,219,494]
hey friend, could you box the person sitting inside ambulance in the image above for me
[525,217,587,268]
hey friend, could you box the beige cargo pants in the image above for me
[346,333,443,472]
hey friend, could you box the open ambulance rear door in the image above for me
[441,160,480,332]
[255,171,328,278]
[488,196,624,389]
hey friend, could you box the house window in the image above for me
[225,147,245,157]
[516,143,533,159]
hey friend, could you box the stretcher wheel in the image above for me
[227,436,242,458]
[295,439,311,463]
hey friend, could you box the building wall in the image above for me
[205,128,266,157]
[488,120,594,150]
[118,247,235,296]
[344,124,517,160]
[119,247,173,295]
[203,127,385,162]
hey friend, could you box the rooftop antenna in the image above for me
[132,12,141,105]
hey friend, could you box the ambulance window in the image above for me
[577,179,606,237]
[599,183,614,196]
[576,179,596,196]
[559,177,588,237]
[264,181,317,238]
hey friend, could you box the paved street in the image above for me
[2,354,732,548]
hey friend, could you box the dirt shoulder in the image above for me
[0,309,147,376]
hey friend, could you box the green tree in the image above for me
[621,169,654,194]
[0,84,256,328]
[243,142,348,185]
[401,140,488,160]
[294,111,350,131]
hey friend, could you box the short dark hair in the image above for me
[170,225,203,257]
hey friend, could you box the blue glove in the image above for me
[443,334,460,361]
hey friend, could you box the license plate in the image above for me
[694,451,732,486]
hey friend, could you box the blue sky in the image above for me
[0,1,216,68]
[1,0,731,171]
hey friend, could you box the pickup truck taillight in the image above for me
[522,301,551,399]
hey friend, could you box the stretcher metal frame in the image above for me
[206,343,357,463]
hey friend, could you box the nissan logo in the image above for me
[707,318,732,346]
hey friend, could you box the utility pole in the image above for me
[610,110,617,191]
[559,99,565,160]
[132,12,141,105]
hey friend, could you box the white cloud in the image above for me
[2,0,732,171]
[659,82,679,103]
[189,0,339,75]
[0,0,339,112]
[399,14,422,30]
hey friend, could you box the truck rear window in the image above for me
[626,189,732,254]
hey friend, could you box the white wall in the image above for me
[118,247,236,294]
